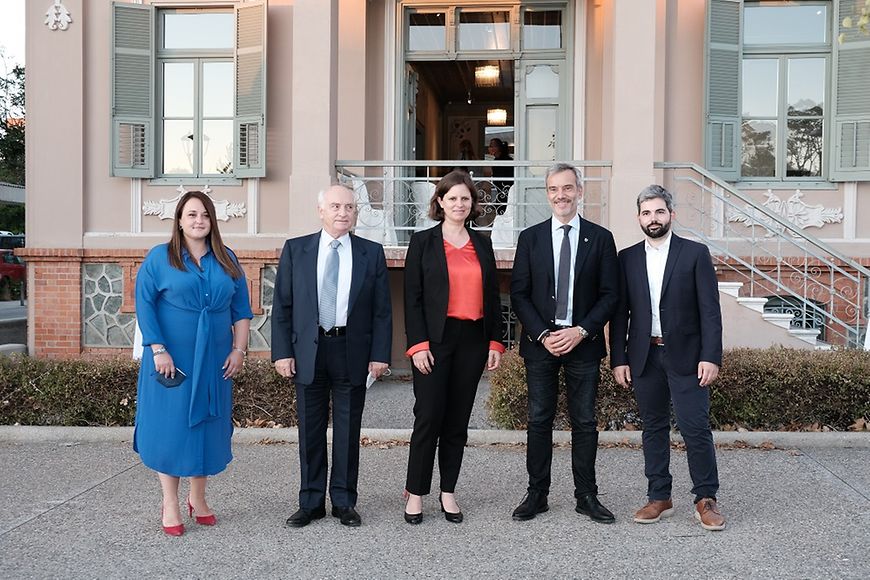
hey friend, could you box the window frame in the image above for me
[153,7,238,183]
[402,1,568,61]
[739,0,832,185]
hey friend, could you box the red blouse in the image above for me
[407,239,506,357]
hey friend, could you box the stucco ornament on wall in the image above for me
[728,189,843,237]
[45,0,73,31]
[143,184,247,221]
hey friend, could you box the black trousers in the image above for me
[524,352,601,497]
[405,318,488,495]
[295,335,366,510]
[633,344,720,502]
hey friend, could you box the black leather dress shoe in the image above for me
[575,494,615,524]
[511,491,549,521]
[331,506,362,527]
[285,506,326,528]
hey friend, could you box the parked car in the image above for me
[0,249,25,300]
[0,234,25,250]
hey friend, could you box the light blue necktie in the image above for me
[320,239,341,330]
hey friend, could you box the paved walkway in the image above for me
[0,378,868,579]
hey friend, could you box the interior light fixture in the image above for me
[487,108,507,126]
[474,65,500,87]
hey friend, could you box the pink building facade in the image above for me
[21,0,870,361]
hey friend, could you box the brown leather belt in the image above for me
[650,336,664,346]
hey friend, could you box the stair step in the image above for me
[717,282,743,298]
[788,327,820,345]
[761,312,794,329]
[736,297,769,313]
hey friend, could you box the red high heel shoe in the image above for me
[188,499,217,526]
[161,506,185,537]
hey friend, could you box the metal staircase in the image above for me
[657,162,870,349]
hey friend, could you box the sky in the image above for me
[0,0,25,74]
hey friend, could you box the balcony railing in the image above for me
[335,160,611,248]
[657,162,870,348]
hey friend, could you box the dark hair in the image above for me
[428,170,481,221]
[636,184,675,213]
[168,191,244,279]
[490,138,510,160]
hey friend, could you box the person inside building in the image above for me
[402,170,505,524]
[134,190,253,537]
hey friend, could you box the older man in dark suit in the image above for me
[610,184,725,531]
[272,184,392,528]
[510,163,619,523]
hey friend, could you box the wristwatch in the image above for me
[577,326,589,339]
[152,346,168,356]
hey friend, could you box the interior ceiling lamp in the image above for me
[474,65,500,87]
[487,108,508,126]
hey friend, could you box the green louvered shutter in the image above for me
[111,2,154,178]
[704,0,742,181]
[234,1,267,178]
[831,0,870,181]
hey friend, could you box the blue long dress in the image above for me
[133,244,253,477]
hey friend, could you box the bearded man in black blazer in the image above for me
[610,184,725,531]
[510,163,619,523]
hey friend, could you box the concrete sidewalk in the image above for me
[0,378,868,578]
[0,437,868,579]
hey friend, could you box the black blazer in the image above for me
[271,232,393,386]
[510,216,619,362]
[610,234,722,376]
[404,223,504,349]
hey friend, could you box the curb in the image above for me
[0,425,868,448]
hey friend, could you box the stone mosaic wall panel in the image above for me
[249,265,275,351]
[83,264,135,347]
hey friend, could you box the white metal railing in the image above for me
[334,160,611,249]
[657,162,870,348]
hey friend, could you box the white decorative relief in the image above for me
[728,189,843,237]
[45,0,73,31]
[142,184,247,222]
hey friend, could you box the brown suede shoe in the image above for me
[633,499,674,524]
[694,498,726,531]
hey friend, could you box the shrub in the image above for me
[0,355,297,427]
[487,347,870,431]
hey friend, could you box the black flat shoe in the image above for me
[331,506,362,527]
[439,494,463,524]
[285,506,326,528]
[512,491,549,521]
[404,511,423,524]
[575,494,615,524]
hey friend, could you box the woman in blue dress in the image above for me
[134,191,253,536]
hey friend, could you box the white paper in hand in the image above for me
[365,372,377,390]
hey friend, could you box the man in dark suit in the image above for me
[272,184,392,528]
[610,184,725,531]
[510,163,619,523]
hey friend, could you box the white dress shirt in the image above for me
[645,232,672,338]
[317,230,353,327]
[551,214,581,326]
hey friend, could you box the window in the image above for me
[404,3,566,57]
[704,0,870,182]
[741,3,829,180]
[158,10,235,178]
[111,2,266,180]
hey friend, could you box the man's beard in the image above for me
[642,220,671,239]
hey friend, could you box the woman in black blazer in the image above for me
[403,170,505,524]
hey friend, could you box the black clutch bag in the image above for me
[154,368,187,388]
